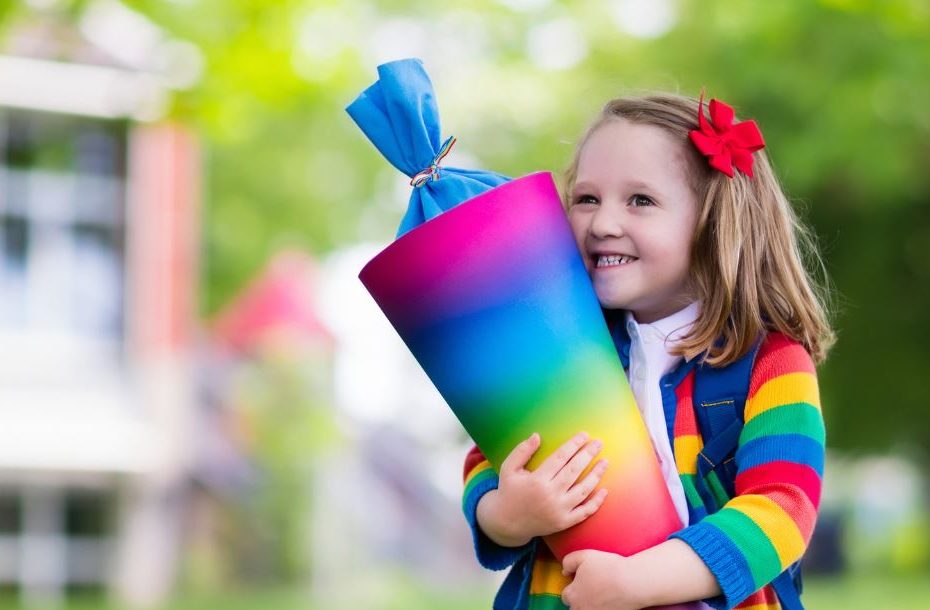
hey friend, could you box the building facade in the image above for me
[0,7,200,607]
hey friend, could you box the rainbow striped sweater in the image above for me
[462,331,824,610]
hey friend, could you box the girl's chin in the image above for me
[593,290,635,310]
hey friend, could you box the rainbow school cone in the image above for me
[359,171,683,560]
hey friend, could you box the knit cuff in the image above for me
[670,522,755,610]
[462,474,534,571]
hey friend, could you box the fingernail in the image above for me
[591,439,603,450]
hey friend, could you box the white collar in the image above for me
[624,301,701,350]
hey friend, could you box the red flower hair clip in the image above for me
[689,93,765,178]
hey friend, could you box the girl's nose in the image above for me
[589,202,624,238]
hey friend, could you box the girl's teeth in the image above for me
[596,255,636,268]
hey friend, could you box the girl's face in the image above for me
[568,118,700,323]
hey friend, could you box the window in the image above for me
[0,486,115,594]
[0,110,126,341]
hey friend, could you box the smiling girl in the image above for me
[462,93,834,610]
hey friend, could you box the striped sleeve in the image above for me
[671,333,824,609]
[462,444,535,570]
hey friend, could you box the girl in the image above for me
[461,93,834,610]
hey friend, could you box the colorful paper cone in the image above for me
[359,172,682,559]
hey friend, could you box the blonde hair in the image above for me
[561,93,835,365]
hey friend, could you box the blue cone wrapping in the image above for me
[346,57,511,237]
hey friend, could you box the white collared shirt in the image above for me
[624,301,700,528]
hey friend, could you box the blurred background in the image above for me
[0,0,927,608]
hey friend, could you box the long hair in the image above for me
[561,93,835,365]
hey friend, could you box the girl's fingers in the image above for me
[501,432,541,474]
[567,459,608,503]
[565,487,608,527]
[553,439,603,489]
[535,431,590,479]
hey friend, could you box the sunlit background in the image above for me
[0,0,928,609]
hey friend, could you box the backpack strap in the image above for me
[770,562,804,610]
[693,336,805,610]
[692,338,761,499]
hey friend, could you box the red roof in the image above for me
[212,251,335,353]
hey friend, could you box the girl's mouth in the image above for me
[594,254,638,268]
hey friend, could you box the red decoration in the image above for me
[689,93,765,178]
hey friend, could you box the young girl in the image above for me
[461,93,834,610]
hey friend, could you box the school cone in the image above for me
[360,172,685,562]
[350,59,699,609]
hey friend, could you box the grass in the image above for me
[0,571,927,609]
[802,572,930,610]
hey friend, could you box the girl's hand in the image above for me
[562,542,715,610]
[560,550,646,610]
[476,431,609,547]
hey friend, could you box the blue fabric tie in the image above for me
[346,58,510,238]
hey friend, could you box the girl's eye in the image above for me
[573,194,598,206]
[630,194,654,207]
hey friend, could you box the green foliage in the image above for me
[230,346,339,583]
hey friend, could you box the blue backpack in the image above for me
[692,338,804,610]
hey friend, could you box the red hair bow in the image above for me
[689,93,765,178]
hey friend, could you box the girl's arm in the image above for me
[462,444,536,570]
[562,539,722,608]
[626,539,721,605]
[670,332,824,609]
